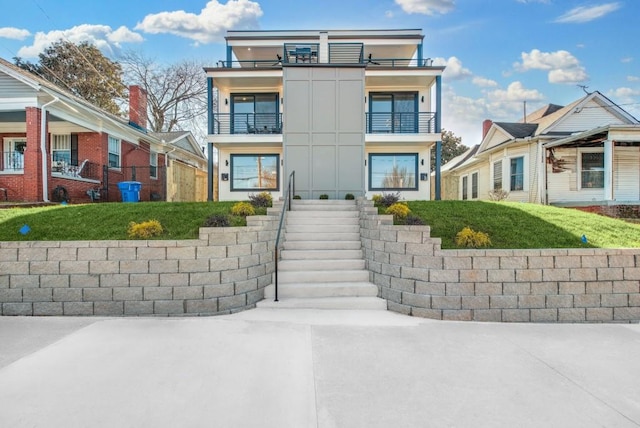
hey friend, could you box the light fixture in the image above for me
[225,98,228,105]
[225,160,229,166]
[421,96,424,103]
[364,96,367,103]
[421,159,424,166]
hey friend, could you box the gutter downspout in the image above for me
[41,97,59,202]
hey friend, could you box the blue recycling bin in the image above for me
[117,181,141,203]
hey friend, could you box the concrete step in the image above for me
[285,232,361,241]
[287,210,359,218]
[264,282,378,299]
[278,269,370,283]
[286,217,359,226]
[280,249,363,260]
[292,200,356,211]
[257,296,387,310]
[285,224,360,234]
[283,241,362,250]
[278,259,365,271]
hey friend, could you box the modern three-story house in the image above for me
[205,29,444,201]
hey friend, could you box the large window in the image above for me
[510,157,524,191]
[369,153,418,190]
[230,154,279,191]
[2,138,26,172]
[493,160,502,190]
[368,92,418,133]
[51,135,71,164]
[471,172,478,199]
[108,136,121,168]
[581,151,604,188]
[461,176,468,200]
[150,151,158,179]
[231,93,279,134]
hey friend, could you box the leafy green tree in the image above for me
[15,40,126,115]
[430,128,468,171]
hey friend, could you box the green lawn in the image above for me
[0,202,258,241]
[406,201,640,249]
[1,200,639,249]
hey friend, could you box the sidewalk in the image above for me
[0,309,639,427]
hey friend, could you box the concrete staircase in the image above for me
[259,200,386,310]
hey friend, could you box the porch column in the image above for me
[604,139,613,201]
[24,107,44,202]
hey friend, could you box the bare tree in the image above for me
[119,51,211,142]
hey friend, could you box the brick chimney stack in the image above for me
[129,85,148,130]
[482,119,493,139]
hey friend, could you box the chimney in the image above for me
[129,85,148,130]
[482,119,492,139]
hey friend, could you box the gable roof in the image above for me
[152,131,206,160]
[494,122,538,139]
[440,144,480,174]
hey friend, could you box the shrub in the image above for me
[404,214,426,225]
[293,195,302,200]
[488,189,510,201]
[202,214,230,227]
[231,202,255,216]
[345,193,355,200]
[378,192,401,208]
[385,202,411,219]
[248,191,273,208]
[127,219,163,239]
[319,194,329,199]
[455,227,491,248]
[372,194,383,206]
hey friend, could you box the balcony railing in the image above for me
[366,112,436,134]
[1,151,24,172]
[215,60,283,68]
[211,113,283,135]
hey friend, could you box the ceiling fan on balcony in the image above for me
[272,54,282,66]
[366,53,380,65]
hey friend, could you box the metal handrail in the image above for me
[273,170,295,302]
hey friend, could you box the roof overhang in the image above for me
[543,125,640,149]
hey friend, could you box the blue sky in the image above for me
[1,0,638,146]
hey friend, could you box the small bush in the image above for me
[345,193,355,200]
[404,214,426,225]
[319,194,329,200]
[385,202,411,219]
[231,202,255,216]
[293,195,302,200]
[372,194,383,206]
[378,192,401,208]
[488,189,510,201]
[248,191,273,208]
[455,227,491,248]
[203,214,230,227]
[127,219,163,239]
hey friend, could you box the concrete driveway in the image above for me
[0,309,639,427]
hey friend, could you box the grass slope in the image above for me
[407,201,640,249]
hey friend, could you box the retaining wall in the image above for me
[0,215,277,316]
[357,199,640,323]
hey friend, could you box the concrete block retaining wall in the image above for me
[357,199,640,323]
[0,215,277,316]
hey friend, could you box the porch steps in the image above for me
[260,200,386,311]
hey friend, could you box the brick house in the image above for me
[0,57,206,203]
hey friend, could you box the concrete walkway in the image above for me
[0,310,639,427]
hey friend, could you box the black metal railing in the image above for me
[366,112,436,134]
[211,113,283,135]
[216,60,283,68]
[364,58,434,67]
[274,170,295,302]
[1,151,24,172]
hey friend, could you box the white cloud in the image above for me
[0,27,30,40]
[621,57,633,63]
[385,10,394,18]
[628,76,640,82]
[609,87,640,98]
[433,56,472,80]
[472,76,498,88]
[135,0,263,44]
[487,81,545,104]
[554,2,621,24]
[514,49,589,84]
[16,24,143,58]
[516,0,550,3]
[394,0,455,15]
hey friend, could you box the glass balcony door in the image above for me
[231,94,279,134]
[369,92,418,133]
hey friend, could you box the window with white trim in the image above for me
[108,136,121,168]
[51,134,71,164]
[510,156,524,191]
[493,160,502,190]
[150,151,158,179]
[2,138,26,172]
[461,175,468,200]
[580,150,604,189]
